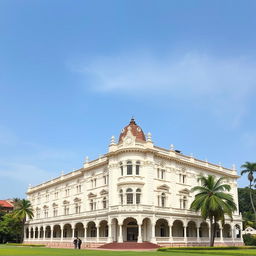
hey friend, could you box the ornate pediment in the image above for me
[157,184,170,191]
[100,189,108,195]
[88,192,96,198]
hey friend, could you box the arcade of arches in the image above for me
[25,217,242,245]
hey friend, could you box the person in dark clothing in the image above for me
[73,237,78,249]
[77,237,82,249]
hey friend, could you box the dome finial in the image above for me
[130,116,136,124]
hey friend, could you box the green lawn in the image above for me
[0,245,256,256]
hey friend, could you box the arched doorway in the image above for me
[63,224,72,238]
[187,221,197,237]
[123,217,138,242]
[235,224,241,238]
[199,222,209,237]
[87,221,97,237]
[53,225,61,238]
[155,219,169,237]
[75,223,85,238]
[99,220,108,237]
[172,220,184,237]
[223,224,232,238]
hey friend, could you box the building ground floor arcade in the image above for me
[24,214,243,248]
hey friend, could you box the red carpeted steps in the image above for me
[99,241,160,249]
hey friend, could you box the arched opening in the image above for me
[30,228,34,239]
[142,218,151,242]
[25,228,29,239]
[127,161,133,175]
[75,223,84,237]
[53,225,61,238]
[87,221,97,237]
[199,222,209,237]
[155,219,169,237]
[223,224,232,238]
[172,220,184,237]
[34,227,39,238]
[99,220,108,237]
[45,226,51,238]
[123,217,138,242]
[214,223,220,238]
[39,227,44,238]
[235,224,241,238]
[63,224,72,238]
[136,188,141,204]
[187,221,197,237]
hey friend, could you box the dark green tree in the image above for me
[241,161,256,222]
[190,175,237,247]
[0,213,22,243]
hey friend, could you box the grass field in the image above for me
[0,245,256,256]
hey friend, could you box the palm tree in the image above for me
[13,199,34,242]
[241,161,256,222]
[190,175,237,247]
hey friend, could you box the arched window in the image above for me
[136,188,141,204]
[119,189,123,205]
[102,197,107,209]
[120,162,123,176]
[127,161,133,175]
[161,193,166,207]
[126,188,133,204]
[136,161,140,175]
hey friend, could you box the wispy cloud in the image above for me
[0,162,52,186]
[71,51,256,126]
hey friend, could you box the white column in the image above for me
[118,224,123,242]
[107,224,112,243]
[72,227,75,240]
[28,227,31,240]
[197,227,200,243]
[137,224,142,243]
[220,227,223,242]
[96,225,100,243]
[43,227,45,240]
[184,226,187,243]
[169,225,173,242]
[50,226,53,241]
[60,227,63,241]
[151,222,156,243]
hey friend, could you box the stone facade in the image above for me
[24,119,243,248]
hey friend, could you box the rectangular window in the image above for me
[127,194,133,204]
[54,192,58,199]
[104,176,107,185]
[127,165,132,175]
[161,170,165,179]
[157,168,160,178]
[76,185,81,193]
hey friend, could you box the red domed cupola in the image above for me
[118,118,146,143]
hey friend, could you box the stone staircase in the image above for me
[99,241,160,250]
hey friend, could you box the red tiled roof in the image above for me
[118,118,146,143]
[0,200,14,208]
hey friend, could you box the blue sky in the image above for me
[0,0,256,199]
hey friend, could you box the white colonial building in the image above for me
[24,119,243,248]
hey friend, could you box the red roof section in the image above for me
[0,200,14,208]
[118,118,146,143]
